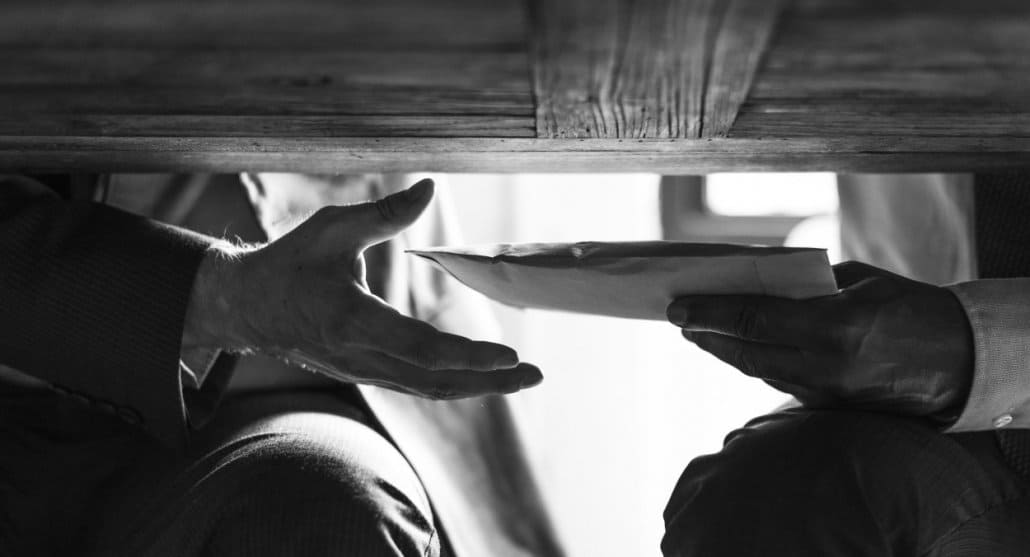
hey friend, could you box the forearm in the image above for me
[1,180,212,445]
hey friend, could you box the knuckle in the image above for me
[423,388,445,399]
[375,196,400,221]
[422,381,457,400]
[733,305,764,339]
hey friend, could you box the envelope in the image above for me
[407,241,838,321]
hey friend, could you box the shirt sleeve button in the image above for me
[993,414,1014,429]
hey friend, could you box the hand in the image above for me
[187,178,543,399]
[666,261,974,421]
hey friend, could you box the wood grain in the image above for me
[532,0,720,139]
[4,0,535,139]
[0,49,530,91]
[0,0,528,49]
[702,0,783,137]
[531,0,782,139]
[1,86,532,117]
[4,136,1029,174]
[0,114,535,138]
[734,0,1030,139]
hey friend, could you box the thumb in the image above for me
[346,178,435,249]
[832,260,900,289]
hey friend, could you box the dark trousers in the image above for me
[663,409,1030,557]
[0,386,439,557]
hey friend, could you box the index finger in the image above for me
[667,295,829,347]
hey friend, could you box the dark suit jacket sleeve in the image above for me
[0,176,212,447]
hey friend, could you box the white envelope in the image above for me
[408,241,838,321]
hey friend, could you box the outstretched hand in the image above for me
[667,261,974,421]
[188,179,543,399]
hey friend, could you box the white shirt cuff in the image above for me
[179,348,221,390]
[946,279,1030,432]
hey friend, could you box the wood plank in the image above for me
[734,0,1030,139]
[3,0,1030,170]
[0,115,535,138]
[733,100,1030,137]
[5,0,535,139]
[702,0,783,137]
[4,136,1029,174]
[0,0,528,49]
[531,0,783,139]
[531,0,721,138]
[1,86,532,117]
[0,49,529,91]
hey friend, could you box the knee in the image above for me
[661,410,933,556]
[668,409,889,505]
[203,416,438,557]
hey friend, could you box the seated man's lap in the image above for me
[663,409,1030,557]
[0,387,438,557]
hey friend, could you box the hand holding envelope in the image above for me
[410,242,973,422]
[667,260,974,422]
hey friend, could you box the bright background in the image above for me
[409,173,840,557]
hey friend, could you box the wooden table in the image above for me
[3,0,1029,173]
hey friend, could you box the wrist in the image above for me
[182,241,260,352]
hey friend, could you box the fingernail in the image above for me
[520,369,544,389]
[494,352,519,369]
[667,303,687,325]
[406,179,433,201]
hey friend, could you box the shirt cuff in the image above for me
[180,348,221,390]
[945,279,1030,432]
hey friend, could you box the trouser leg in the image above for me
[117,412,437,557]
[1,387,439,557]
[662,409,1030,557]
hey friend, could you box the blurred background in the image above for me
[404,172,842,557]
